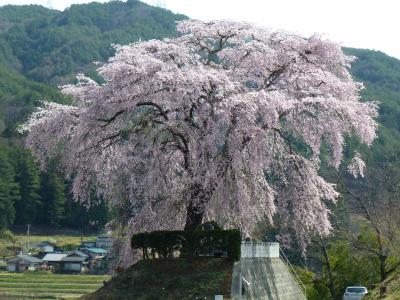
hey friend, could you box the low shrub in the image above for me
[131,224,241,260]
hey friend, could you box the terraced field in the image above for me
[0,272,110,299]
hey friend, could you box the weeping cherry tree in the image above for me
[20,20,378,265]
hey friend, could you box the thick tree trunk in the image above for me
[184,183,206,230]
[375,226,387,282]
[379,254,387,282]
[184,199,204,230]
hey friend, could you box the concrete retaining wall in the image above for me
[231,242,307,300]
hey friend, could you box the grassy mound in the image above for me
[83,258,234,300]
[365,269,400,300]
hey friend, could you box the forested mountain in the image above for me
[329,48,400,185]
[0,1,185,83]
[0,0,399,241]
[0,0,186,232]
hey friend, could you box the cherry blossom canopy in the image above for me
[21,20,378,263]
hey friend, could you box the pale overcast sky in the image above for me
[1,0,399,59]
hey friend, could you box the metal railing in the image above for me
[279,248,307,299]
[241,241,280,246]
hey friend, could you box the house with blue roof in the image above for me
[81,247,107,260]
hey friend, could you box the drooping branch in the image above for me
[137,101,169,121]
[98,110,126,126]
[264,64,288,89]
[166,128,190,172]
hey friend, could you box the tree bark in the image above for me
[375,226,388,282]
[320,239,337,300]
[379,254,387,282]
[184,199,204,230]
[184,183,206,230]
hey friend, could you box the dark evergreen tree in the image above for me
[63,187,110,233]
[13,149,41,225]
[0,146,19,229]
[87,197,110,229]
[39,167,65,227]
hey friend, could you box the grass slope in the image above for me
[0,272,110,299]
[365,268,400,300]
[84,258,234,300]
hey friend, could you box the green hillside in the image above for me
[342,48,400,166]
[0,1,187,134]
[346,48,400,134]
[0,63,64,137]
[1,1,186,84]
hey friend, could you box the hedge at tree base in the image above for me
[131,224,241,261]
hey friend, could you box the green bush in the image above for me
[131,232,150,258]
[131,225,241,260]
[224,229,241,261]
[148,230,184,259]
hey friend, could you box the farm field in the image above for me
[0,272,110,299]
[0,230,98,258]
[16,234,97,249]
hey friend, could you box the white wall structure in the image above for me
[231,242,306,300]
[240,242,279,258]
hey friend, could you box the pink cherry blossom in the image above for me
[21,20,378,265]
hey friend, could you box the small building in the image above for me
[6,255,42,272]
[36,241,55,253]
[42,253,67,271]
[95,236,115,250]
[81,247,107,260]
[0,259,6,271]
[61,256,86,273]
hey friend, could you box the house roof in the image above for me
[61,256,86,262]
[42,253,67,262]
[84,247,107,254]
[8,255,42,264]
[67,250,88,258]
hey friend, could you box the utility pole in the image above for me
[26,224,31,254]
[154,0,166,8]
[45,0,53,9]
